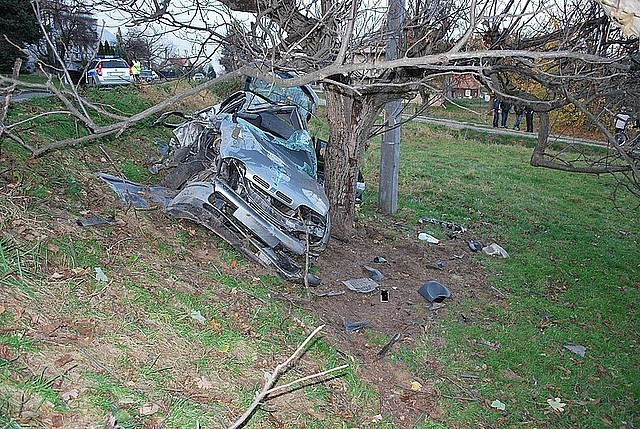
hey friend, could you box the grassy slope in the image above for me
[1,86,638,428]
[0,85,381,428]
[361,123,639,428]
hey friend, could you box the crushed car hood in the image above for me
[219,116,329,215]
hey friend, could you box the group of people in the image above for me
[491,97,534,132]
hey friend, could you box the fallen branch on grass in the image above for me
[227,325,348,429]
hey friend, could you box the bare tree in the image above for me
[119,27,172,70]
[36,0,98,69]
[1,0,638,238]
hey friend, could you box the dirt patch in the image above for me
[309,223,497,427]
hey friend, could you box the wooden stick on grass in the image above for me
[228,325,348,429]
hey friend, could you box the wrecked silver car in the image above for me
[100,79,330,283]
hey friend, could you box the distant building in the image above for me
[158,57,192,78]
[450,74,486,99]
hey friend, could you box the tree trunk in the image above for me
[323,82,387,240]
[530,111,550,166]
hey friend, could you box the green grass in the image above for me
[0,86,371,428]
[2,83,638,428]
[360,121,639,428]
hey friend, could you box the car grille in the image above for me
[252,174,269,189]
[275,190,293,205]
[245,179,326,245]
[252,174,294,206]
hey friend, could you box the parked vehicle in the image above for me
[85,57,133,86]
[140,69,159,82]
[100,77,331,283]
[192,72,205,81]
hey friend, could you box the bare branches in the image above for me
[448,0,477,54]
[1,0,638,208]
[1,59,24,154]
[29,68,247,156]
[227,325,348,429]
[335,0,360,66]
[1,44,625,159]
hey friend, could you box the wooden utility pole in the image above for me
[379,0,404,215]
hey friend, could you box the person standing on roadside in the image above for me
[500,99,511,128]
[513,104,524,130]
[492,96,501,128]
[524,105,534,132]
[132,59,141,81]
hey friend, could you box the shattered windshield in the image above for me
[248,78,318,118]
[238,118,317,178]
[240,93,304,139]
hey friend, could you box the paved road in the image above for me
[407,115,607,149]
[317,95,606,148]
[4,91,53,102]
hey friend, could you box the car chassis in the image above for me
[99,80,331,283]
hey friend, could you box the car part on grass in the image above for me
[418,280,451,303]
[97,173,178,209]
[76,215,116,227]
[342,317,370,332]
[376,332,402,359]
[426,261,446,270]
[482,243,509,258]
[362,265,384,281]
[342,278,379,293]
[563,344,586,357]
[418,217,467,233]
[99,78,332,284]
[418,232,441,244]
[95,267,108,282]
[477,337,501,351]
[467,240,484,252]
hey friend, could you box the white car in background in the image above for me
[86,57,133,86]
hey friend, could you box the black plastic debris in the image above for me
[373,256,387,263]
[467,240,484,252]
[418,280,451,303]
[362,265,384,281]
[76,215,116,227]
[377,332,402,358]
[419,217,467,233]
[342,317,370,332]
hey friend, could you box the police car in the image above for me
[85,56,134,86]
